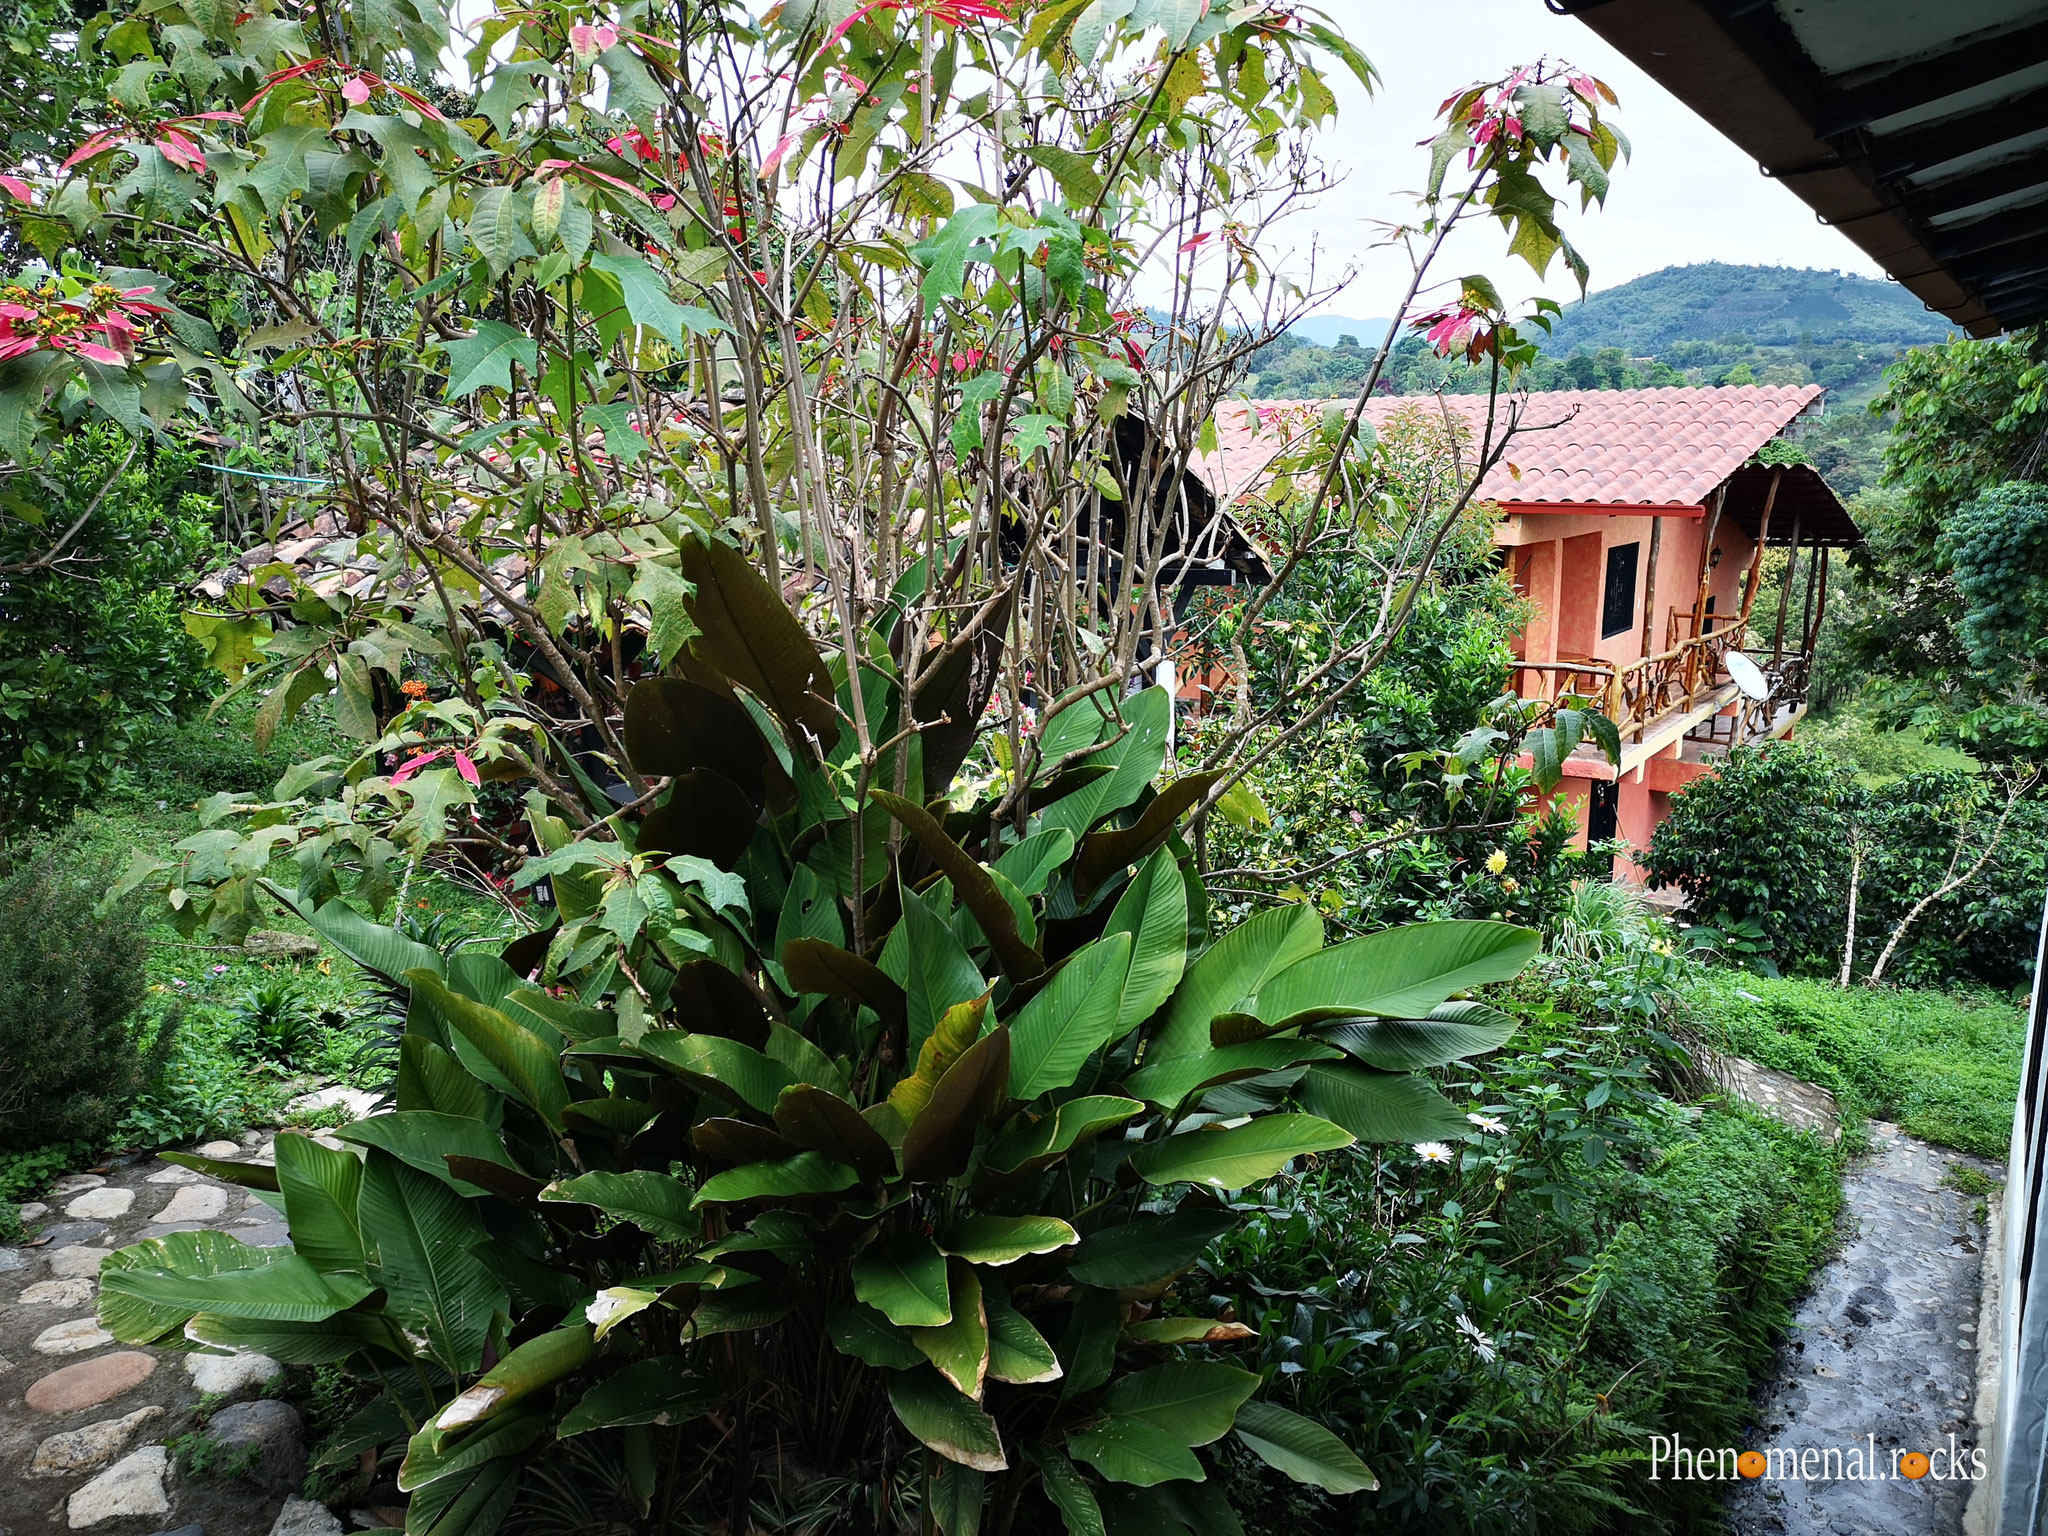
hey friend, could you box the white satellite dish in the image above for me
[1724,649,1770,701]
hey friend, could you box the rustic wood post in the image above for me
[1771,514,1805,659]
[1735,466,1783,631]
[1690,485,1727,643]
[1804,546,1830,654]
[1636,512,1663,662]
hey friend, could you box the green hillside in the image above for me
[1537,262,1952,354]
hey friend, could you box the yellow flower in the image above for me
[1484,849,1508,876]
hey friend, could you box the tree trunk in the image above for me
[1838,826,1863,988]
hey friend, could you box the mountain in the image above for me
[1535,263,1953,355]
[1288,314,1393,348]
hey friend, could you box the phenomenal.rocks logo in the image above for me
[1649,1433,1986,1482]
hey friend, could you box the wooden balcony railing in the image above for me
[1510,630,1813,756]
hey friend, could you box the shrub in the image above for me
[0,841,153,1149]
[117,1006,283,1149]
[230,977,325,1068]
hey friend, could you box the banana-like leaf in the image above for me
[991,828,1075,899]
[634,1030,793,1115]
[887,1364,1007,1472]
[984,1095,1144,1174]
[940,1214,1078,1265]
[828,1301,924,1368]
[274,1132,366,1273]
[397,1408,548,1493]
[433,1326,595,1432]
[1102,1361,1258,1445]
[871,788,1043,980]
[1295,1062,1468,1144]
[1103,846,1188,1034]
[1028,1446,1106,1536]
[1068,1416,1203,1486]
[104,1251,375,1321]
[1036,686,1172,840]
[852,1231,951,1326]
[1122,1317,1257,1346]
[1065,1207,1236,1289]
[692,1117,802,1163]
[406,970,569,1131]
[1232,1401,1377,1493]
[774,1084,896,1180]
[780,938,907,1029]
[985,1287,1062,1384]
[559,1357,722,1436]
[1123,1039,1340,1111]
[901,1025,1011,1183]
[561,1097,660,1137]
[157,1150,281,1192]
[665,958,771,1049]
[679,534,841,753]
[1006,934,1132,1101]
[542,1170,698,1241]
[884,884,989,1065]
[1251,920,1538,1024]
[402,1453,522,1536]
[691,1150,858,1206]
[1074,770,1226,895]
[187,1309,411,1364]
[909,1257,990,1399]
[621,676,766,804]
[765,1019,848,1095]
[282,892,444,987]
[1128,1114,1353,1190]
[636,768,757,867]
[336,1112,520,1197]
[889,993,989,1124]
[395,1037,491,1119]
[1320,1000,1520,1070]
[1152,903,1324,1061]
[361,1150,504,1376]
[99,1230,284,1345]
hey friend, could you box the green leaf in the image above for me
[691,1150,858,1206]
[103,1252,375,1321]
[901,1026,1012,1184]
[542,1170,698,1240]
[781,939,906,1029]
[985,1095,1144,1173]
[397,1408,548,1494]
[1103,1362,1257,1445]
[911,203,1001,305]
[871,789,1043,980]
[467,183,518,277]
[1152,902,1322,1059]
[335,1112,517,1196]
[887,884,989,1065]
[985,1287,1062,1384]
[1232,1401,1377,1493]
[442,319,539,398]
[992,829,1075,898]
[887,1365,1008,1471]
[1037,688,1172,840]
[560,1358,721,1436]
[1075,772,1223,894]
[1251,920,1539,1024]
[360,1150,505,1374]
[1129,1115,1353,1190]
[1102,846,1188,1033]
[853,1232,952,1327]
[432,1327,595,1433]
[290,896,445,988]
[1065,1207,1235,1289]
[941,1215,1079,1265]
[1321,1001,1519,1070]
[98,1231,284,1345]
[679,534,841,752]
[910,1258,990,1399]
[1007,933,1133,1100]
[185,1309,410,1364]
[588,253,686,347]
[407,970,568,1130]
[1068,1417,1204,1486]
[274,1133,366,1273]
[829,1302,924,1369]
[634,1030,793,1115]
[1029,1445,1106,1536]
[774,1085,896,1180]
[1024,144,1106,205]
[1123,1039,1340,1111]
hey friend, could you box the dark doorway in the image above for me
[1588,779,1619,878]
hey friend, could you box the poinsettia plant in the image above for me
[99,547,1540,1533]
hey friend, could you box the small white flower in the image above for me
[1466,1113,1508,1135]
[1456,1314,1497,1363]
[1414,1142,1455,1164]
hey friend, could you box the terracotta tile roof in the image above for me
[1202,384,1825,511]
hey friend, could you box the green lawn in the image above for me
[1682,970,2025,1159]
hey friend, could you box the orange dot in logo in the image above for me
[1737,1451,1767,1479]
[1900,1452,1931,1480]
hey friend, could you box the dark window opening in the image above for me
[1601,543,1640,639]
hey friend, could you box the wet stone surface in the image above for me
[1723,1124,1997,1536]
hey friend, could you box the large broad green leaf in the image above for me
[1065,1207,1235,1289]
[1074,771,1225,895]
[1250,920,1538,1024]
[336,1112,517,1197]
[1007,934,1133,1100]
[884,884,988,1064]
[774,1085,896,1179]
[441,318,540,399]
[992,828,1074,898]
[1152,903,1323,1060]
[186,1310,410,1364]
[929,1458,986,1536]
[398,1408,549,1493]
[158,1150,281,1191]
[985,1287,1062,1384]
[434,1326,595,1432]
[1102,1362,1257,1446]
[1103,847,1187,1033]
[691,1151,858,1206]
[407,970,568,1131]
[1029,1446,1106,1536]
[104,1252,375,1321]
[587,252,687,347]
[1037,687,1172,840]
[887,1365,1008,1471]
[542,1170,697,1240]
[560,1359,721,1436]
[901,1027,1011,1184]
[781,938,906,1029]
[829,1302,924,1369]
[1296,1062,1468,1144]
[287,894,445,987]
[395,1037,491,1119]
[985,1095,1144,1173]
[679,534,840,752]
[621,678,767,796]
[910,1258,990,1399]
[1232,1402,1377,1493]
[910,202,1000,304]
[1068,1417,1204,1486]
[1129,1115,1354,1190]
[1321,1000,1520,1070]
[1123,1039,1340,1111]
[99,1230,284,1344]
[941,1215,1078,1265]
[274,1133,365,1273]
[633,1030,793,1115]
[401,1452,523,1536]
[872,789,1043,980]
[853,1231,952,1326]
[361,1150,505,1375]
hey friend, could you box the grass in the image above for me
[1799,703,1978,786]
[1682,970,2024,1158]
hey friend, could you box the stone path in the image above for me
[1723,1123,1998,1536]
[1,1099,370,1536]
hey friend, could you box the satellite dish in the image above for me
[1724,649,1770,701]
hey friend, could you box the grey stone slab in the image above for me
[37,1221,108,1248]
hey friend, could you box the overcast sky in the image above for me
[1269,0,1891,325]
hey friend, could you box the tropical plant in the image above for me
[230,975,326,1066]
[95,589,1541,1535]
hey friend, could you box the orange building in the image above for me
[1203,385,1861,873]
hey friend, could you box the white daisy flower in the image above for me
[1466,1113,1508,1135]
[1456,1314,1498,1363]
[1414,1142,1455,1164]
